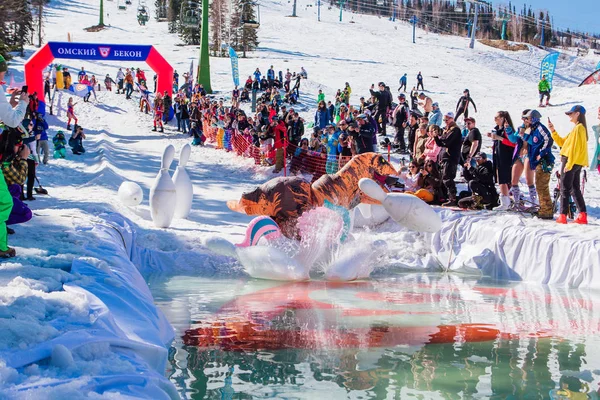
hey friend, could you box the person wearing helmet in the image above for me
[520,109,555,219]
[455,89,477,121]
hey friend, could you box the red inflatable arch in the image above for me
[24,42,173,111]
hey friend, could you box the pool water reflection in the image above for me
[148,274,600,399]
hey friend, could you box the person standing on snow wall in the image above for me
[520,109,555,219]
[549,105,589,225]
[455,89,477,121]
[0,54,29,258]
[538,75,551,107]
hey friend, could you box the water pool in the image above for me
[149,274,600,399]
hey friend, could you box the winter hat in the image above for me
[0,54,7,73]
[475,152,487,160]
[522,109,541,120]
[444,111,455,119]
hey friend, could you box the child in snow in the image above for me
[190,123,205,146]
[66,97,78,130]
[53,131,67,159]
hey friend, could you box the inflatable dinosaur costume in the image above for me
[227,153,398,237]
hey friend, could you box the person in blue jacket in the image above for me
[267,66,275,87]
[34,113,49,165]
[253,68,261,82]
[398,73,407,92]
[325,124,340,174]
[520,109,554,219]
[314,101,330,131]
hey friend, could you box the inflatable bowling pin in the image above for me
[149,145,177,228]
[359,178,442,233]
[173,144,193,219]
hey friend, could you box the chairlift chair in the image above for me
[241,1,260,28]
[125,0,132,5]
[156,1,168,20]
[454,0,464,12]
[180,1,200,28]
[117,0,127,10]
[137,6,149,24]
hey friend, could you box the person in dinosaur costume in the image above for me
[227,153,398,237]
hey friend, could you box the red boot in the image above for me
[574,212,588,225]
[556,214,567,224]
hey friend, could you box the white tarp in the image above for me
[431,210,600,290]
[0,214,178,399]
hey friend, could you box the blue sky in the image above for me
[509,0,599,35]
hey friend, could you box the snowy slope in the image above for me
[1,0,600,396]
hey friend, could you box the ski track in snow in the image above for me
[1,0,600,396]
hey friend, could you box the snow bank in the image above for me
[431,210,600,290]
[0,214,178,399]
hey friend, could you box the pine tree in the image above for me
[209,0,228,56]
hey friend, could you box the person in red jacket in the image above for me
[136,68,146,85]
[268,116,288,173]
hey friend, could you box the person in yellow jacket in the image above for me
[548,105,589,224]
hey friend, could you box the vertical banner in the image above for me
[596,60,600,71]
[228,46,240,87]
[188,60,194,85]
[540,52,559,90]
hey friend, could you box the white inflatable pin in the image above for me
[358,178,442,233]
[173,144,193,219]
[149,145,177,228]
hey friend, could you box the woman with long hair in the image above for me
[489,110,517,210]
[549,105,589,224]
[507,109,536,207]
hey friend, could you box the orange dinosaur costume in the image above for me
[227,153,398,237]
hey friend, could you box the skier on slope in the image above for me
[455,89,477,121]
[398,73,407,92]
[538,75,551,107]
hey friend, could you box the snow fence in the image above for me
[1,213,178,399]
[432,210,600,290]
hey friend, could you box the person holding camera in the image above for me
[433,112,462,207]
[69,125,86,155]
[369,82,392,136]
[349,114,375,154]
[459,152,498,209]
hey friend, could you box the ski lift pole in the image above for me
[318,0,321,21]
[339,0,345,22]
[468,0,478,49]
[410,16,417,43]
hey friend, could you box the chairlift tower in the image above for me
[197,0,212,92]
[465,0,479,49]
[495,11,511,41]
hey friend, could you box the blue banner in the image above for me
[540,52,559,90]
[48,42,151,61]
[228,47,239,87]
[596,60,600,71]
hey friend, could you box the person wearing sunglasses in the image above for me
[519,109,555,219]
